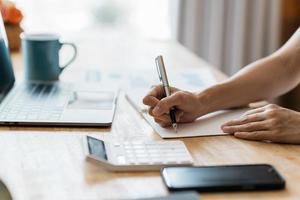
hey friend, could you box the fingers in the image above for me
[242,104,279,117]
[222,113,265,127]
[143,85,179,107]
[154,118,170,127]
[234,131,273,141]
[152,91,185,116]
[150,107,183,128]
[222,104,283,142]
[143,85,165,106]
[143,96,160,107]
[222,120,273,133]
[149,108,183,124]
[146,85,165,99]
[144,86,184,128]
[242,107,265,116]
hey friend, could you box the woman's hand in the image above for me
[221,104,300,144]
[143,85,207,127]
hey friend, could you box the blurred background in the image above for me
[2,0,300,109]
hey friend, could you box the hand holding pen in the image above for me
[143,57,205,129]
[155,55,178,133]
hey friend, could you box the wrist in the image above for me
[194,85,221,116]
[195,82,233,116]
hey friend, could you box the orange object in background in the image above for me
[0,0,23,25]
[0,0,23,51]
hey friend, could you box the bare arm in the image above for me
[143,28,300,144]
[200,28,300,114]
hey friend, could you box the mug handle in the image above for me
[59,42,77,73]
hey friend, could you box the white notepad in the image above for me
[143,108,249,138]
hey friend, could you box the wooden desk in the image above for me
[1,29,300,200]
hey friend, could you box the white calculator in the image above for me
[84,136,194,171]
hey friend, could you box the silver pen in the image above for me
[155,55,178,133]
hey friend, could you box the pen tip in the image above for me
[172,123,178,133]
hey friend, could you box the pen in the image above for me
[155,55,178,133]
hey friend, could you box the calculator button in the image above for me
[135,153,148,158]
[165,160,178,164]
[179,160,192,164]
[152,160,163,164]
[136,158,149,164]
[126,149,134,155]
[135,149,147,154]
[132,144,145,149]
[127,159,136,164]
[124,145,131,149]
[177,154,190,159]
[117,156,126,164]
[131,141,144,145]
[113,142,121,147]
[123,141,130,145]
[148,149,160,153]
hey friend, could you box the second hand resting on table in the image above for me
[143,28,300,144]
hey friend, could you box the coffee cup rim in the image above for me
[20,33,60,41]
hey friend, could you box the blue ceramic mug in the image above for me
[21,33,77,81]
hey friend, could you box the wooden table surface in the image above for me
[1,29,300,200]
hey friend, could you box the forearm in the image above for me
[198,44,300,114]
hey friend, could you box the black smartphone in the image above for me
[161,164,285,192]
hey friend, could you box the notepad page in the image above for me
[143,108,249,138]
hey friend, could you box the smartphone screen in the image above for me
[161,164,285,192]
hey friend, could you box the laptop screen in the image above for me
[0,15,15,93]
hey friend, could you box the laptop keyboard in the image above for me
[0,83,71,121]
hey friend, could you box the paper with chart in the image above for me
[143,108,249,138]
[123,67,217,112]
[77,67,216,112]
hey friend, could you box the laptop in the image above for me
[0,17,118,127]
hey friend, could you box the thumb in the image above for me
[152,92,184,116]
